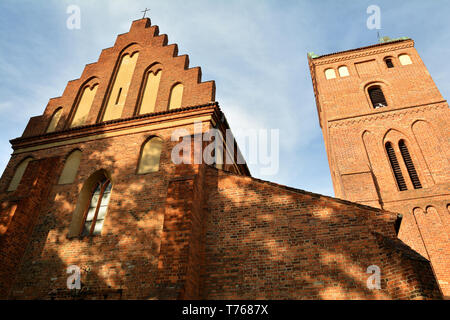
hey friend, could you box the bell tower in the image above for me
[308,37,450,298]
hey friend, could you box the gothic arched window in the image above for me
[368,86,388,108]
[80,177,112,236]
[385,142,407,191]
[138,137,163,174]
[398,140,422,189]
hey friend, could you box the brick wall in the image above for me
[201,167,441,299]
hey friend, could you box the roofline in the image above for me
[310,38,413,61]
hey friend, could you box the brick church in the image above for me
[0,18,448,299]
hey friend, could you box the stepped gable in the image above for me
[21,18,216,138]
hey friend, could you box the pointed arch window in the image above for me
[80,177,112,236]
[138,137,163,174]
[398,140,422,189]
[46,108,63,133]
[385,142,407,191]
[368,86,388,108]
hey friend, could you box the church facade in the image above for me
[0,19,446,299]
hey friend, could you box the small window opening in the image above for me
[385,58,394,68]
[115,88,122,105]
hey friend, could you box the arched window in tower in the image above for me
[398,140,422,189]
[137,137,163,174]
[399,54,412,65]
[58,150,82,184]
[80,177,112,237]
[338,66,349,77]
[139,69,162,114]
[384,57,394,68]
[324,68,336,80]
[46,108,63,133]
[71,83,99,128]
[7,157,33,192]
[168,83,184,110]
[385,142,407,191]
[368,86,388,108]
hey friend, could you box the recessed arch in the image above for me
[168,83,184,110]
[137,136,163,174]
[58,149,82,184]
[102,48,140,121]
[70,77,99,128]
[138,62,163,115]
[46,107,63,133]
[398,53,413,65]
[324,68,336,80]
[338,66,349,77]
[412,119,448,185]
[7,157,34,192]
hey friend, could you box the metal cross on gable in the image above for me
[141,8,150,19]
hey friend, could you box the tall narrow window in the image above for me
[80,177,112,236]
[368,86,388,108]
[138,137,163,173]
[58,150,82,184]
[398,140,422,189]
[168,83,184,110]
[46,108,63,133]
[7,157,33,191]
[385,142,407,191]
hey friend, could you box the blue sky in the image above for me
[1,0,449,197]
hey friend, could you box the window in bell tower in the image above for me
[399,54,412,65]
[368,86,388,108]
[338,66,349,77]
[324,68,336,80]
[385,142,407,191]
[398,140,422,189]
[384,57,394,68]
